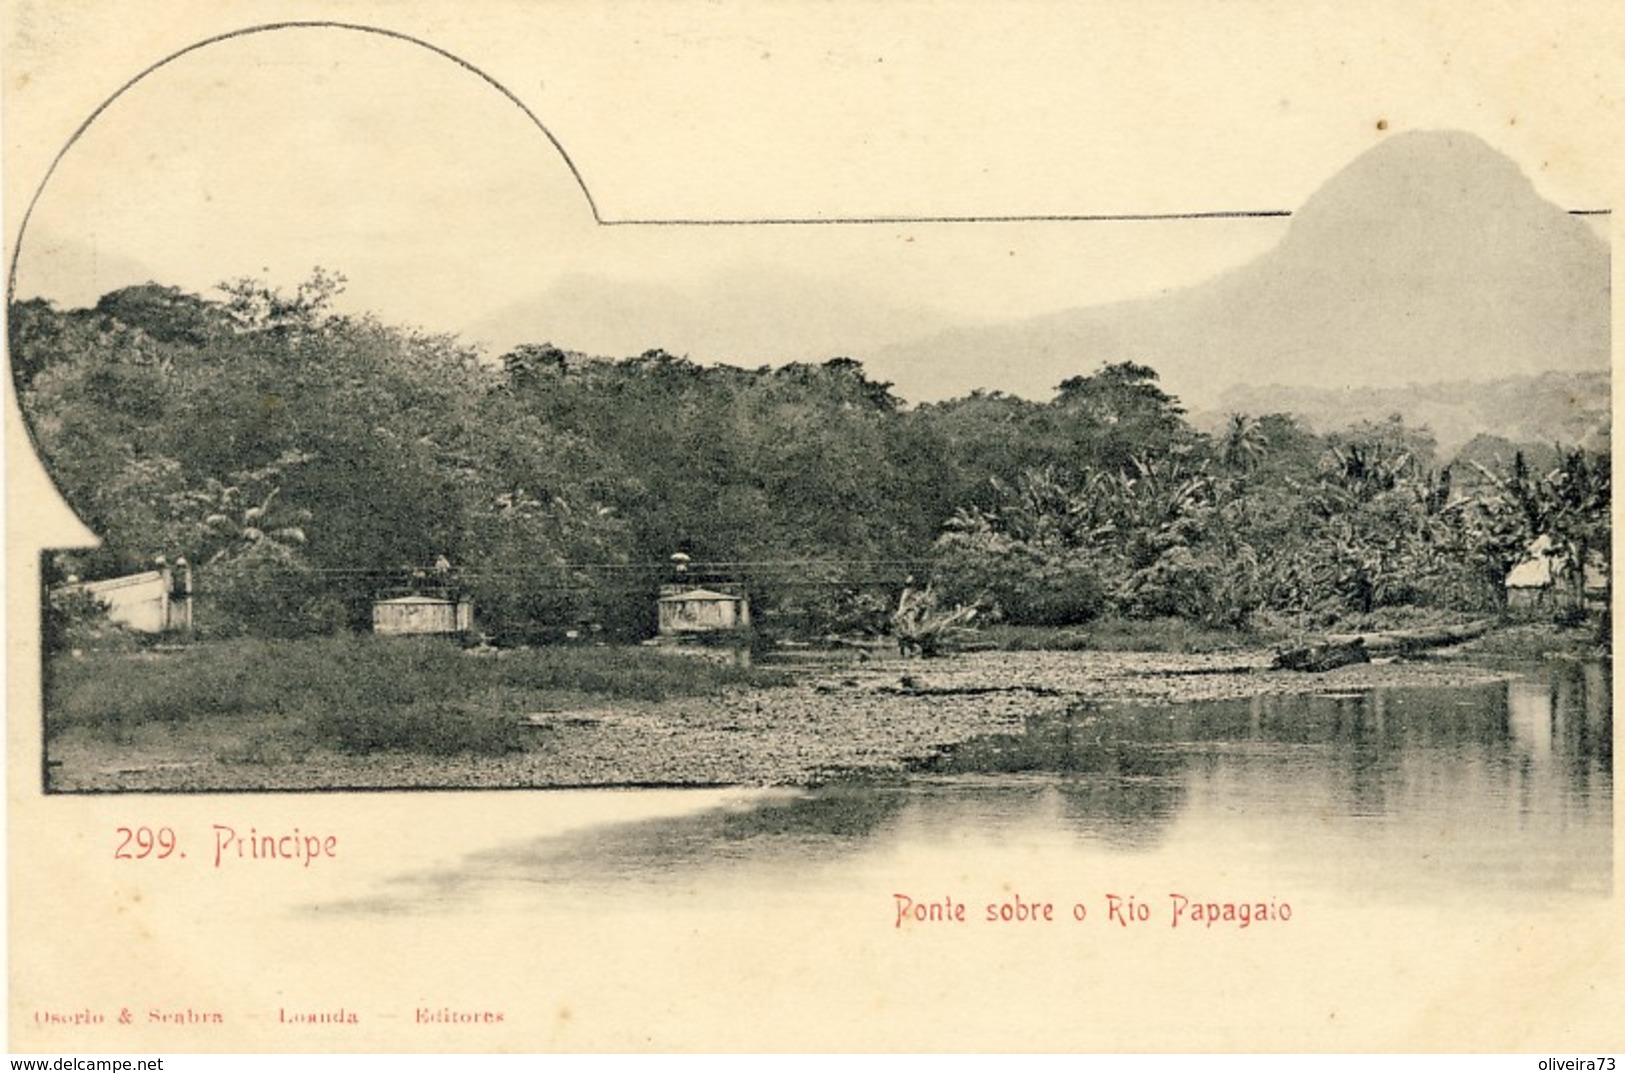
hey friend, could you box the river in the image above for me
[334,659,1611,910]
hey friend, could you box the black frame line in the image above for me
[7,18,1612,302]
[5,18,1315,310]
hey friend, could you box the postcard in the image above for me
[5,0,1620,1053]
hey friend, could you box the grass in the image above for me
[976,617,1289,654]
[47,634,789,757]
[977,608,1547,656]
[1439,621,1609,665]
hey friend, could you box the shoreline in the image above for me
[42,644,1552,794]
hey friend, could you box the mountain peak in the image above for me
[1280,129,1592,262]
[869,129,1609,406]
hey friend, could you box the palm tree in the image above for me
[1543,449,1610,618]
[1219,413,1269,472]
[202,485,311,566]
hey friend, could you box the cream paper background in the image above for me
[4,0,1621,1052]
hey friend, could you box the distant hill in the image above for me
[464,264,966,368]
[866,130,1609,407]
[1195,371,1611,458]
[1450,435,1565,482]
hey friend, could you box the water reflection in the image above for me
[920,664,1610,835]
[335,663,1611,913]
[907,715,1190,849]
[325,782,913,913]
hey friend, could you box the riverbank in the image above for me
[43,636,1539,793]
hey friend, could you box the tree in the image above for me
[216,267,347,335]
[1453,451,1544,611]
[1218,413,1269,473]
[15,271,1606,646]
[1543,448,1610,618]
[1053,361,1191,473]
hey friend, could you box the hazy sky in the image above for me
[6,4,1614,365]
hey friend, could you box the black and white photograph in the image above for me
[4,0,1619,1055]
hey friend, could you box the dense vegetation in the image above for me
[13,274,1610,648]
[48,636,785,756]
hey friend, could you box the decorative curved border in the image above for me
[7,18,1328,308]
[11,18,1611,303]
[5,20,604,305]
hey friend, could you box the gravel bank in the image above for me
[46,648,1519,793]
